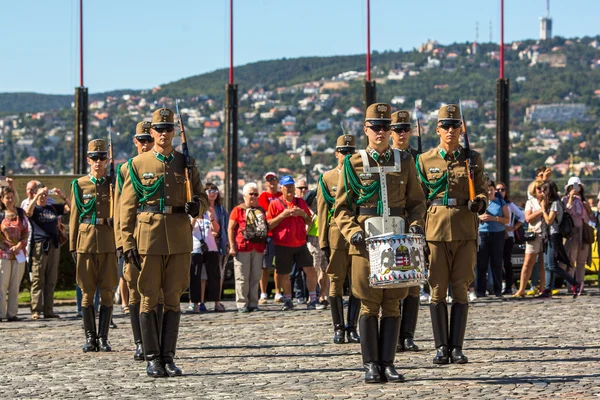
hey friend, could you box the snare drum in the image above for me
[365,233,428,289]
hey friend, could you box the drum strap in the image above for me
[359,149,401,218]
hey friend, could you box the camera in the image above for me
[48,189,56,195]
[573,182,579,192]
[199,239,209,254]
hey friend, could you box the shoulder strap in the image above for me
[0,210,4,224]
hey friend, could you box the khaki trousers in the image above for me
[139,253,190,313]
[0,259,25,318]
[233,250,263,309]
[76,252,119,308]
[327,247,352,297]
[428,240,476,304]
[30,242,60,314]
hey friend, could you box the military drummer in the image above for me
[317,134,360,345]
[70,139,119,353]
[120,108,208,378]
[334,103,426,384]
[390,110,422,353]
[416,104,487,365]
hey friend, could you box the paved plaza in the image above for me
[1,291,599,399]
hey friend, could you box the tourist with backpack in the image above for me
[228,183,268,312]
[539,181,582,298]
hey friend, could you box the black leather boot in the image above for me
[157,303,164,342]
[97,305,113,352]
[430,302,449,364]
[161,310,183,377]
[329,296,345,344]
[449,302,469,364]
[359,315,382,383]
[129,303,144,361]
[140,311,167,378]
[398,295,420,352]
[82,305,98,352]
[346,295,360,343]
[379,317,404,382]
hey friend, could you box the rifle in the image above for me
[175,99,193,202]
[108,122,115,218]
[414,105,422,155]
[459,100,476,201]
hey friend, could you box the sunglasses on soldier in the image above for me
[367,124,391,133]
[153,127,174,134]
[88,154,108,162]
[136,137,154,144]
[392,126,411,134]
[337,148,354,155]
[438,121,462,131]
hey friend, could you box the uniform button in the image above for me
[166,184,170,187]
[97,211,101,215]
[448,167,452,170]
[166,196,171,199]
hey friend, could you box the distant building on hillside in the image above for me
[540,0,552,40]
[524,103,586,123]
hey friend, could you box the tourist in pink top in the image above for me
[0,186,29,321]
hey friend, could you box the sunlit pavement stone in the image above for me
[1,290,599,399]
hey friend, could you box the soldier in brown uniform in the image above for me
[113,121,163,361]
[317,134,360,344]
[390,110,421,352]
[334,103,426,383]
[69,139,119,353]
[416,104,487,365]
[120,108,208,377]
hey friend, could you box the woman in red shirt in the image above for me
[228,183,268,312]
[0,186,29,321]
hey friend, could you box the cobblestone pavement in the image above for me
[1,290,599,399]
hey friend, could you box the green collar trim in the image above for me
[153,150,175,164]
[438,147,461,160]
[367,147,392,164]
[89,175,106,185]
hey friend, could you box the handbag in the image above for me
[524,230,536,242]
[582,223,595,245]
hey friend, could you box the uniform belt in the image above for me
[81,217,111,225]
[430,198,468,206]
[137,205,186,214]
[357,206,405,216]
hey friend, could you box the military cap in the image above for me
[336,134,356,149]
[437,104,461,121]
[87,139,108,155]
[135,121,152,139]
[364,103,392,125]
[151,108,175,128]
[391,110,411,127]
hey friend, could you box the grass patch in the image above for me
[18,289,76,304]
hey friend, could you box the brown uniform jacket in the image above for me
[113,162,128,249]
[317,168,348,250]
[416,146,487,241]
[119,150,208,255]
[69,175,117,254]
[333,148,426,255]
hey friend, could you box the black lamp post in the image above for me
[300,145,312,186]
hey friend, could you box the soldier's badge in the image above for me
[332,186,338,192]
[376,104,388,113]
[428,167,441,173]
[82,194,94,200]
[142,172,155,179]
[447,105,456,113]
[359,173,373,180]
[160,109,170,117]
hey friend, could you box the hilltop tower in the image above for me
[540,0,552,40]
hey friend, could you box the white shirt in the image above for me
[191,213,218,254]
[505,202,526,238]
[525,198,542,233]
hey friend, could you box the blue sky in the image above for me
[2,0,598,94]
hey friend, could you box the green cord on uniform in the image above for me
[415,154,449,205]
[342,154,383,214]
[318,174,336,223]
[71,179,96,224]
[127,159,165,211]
